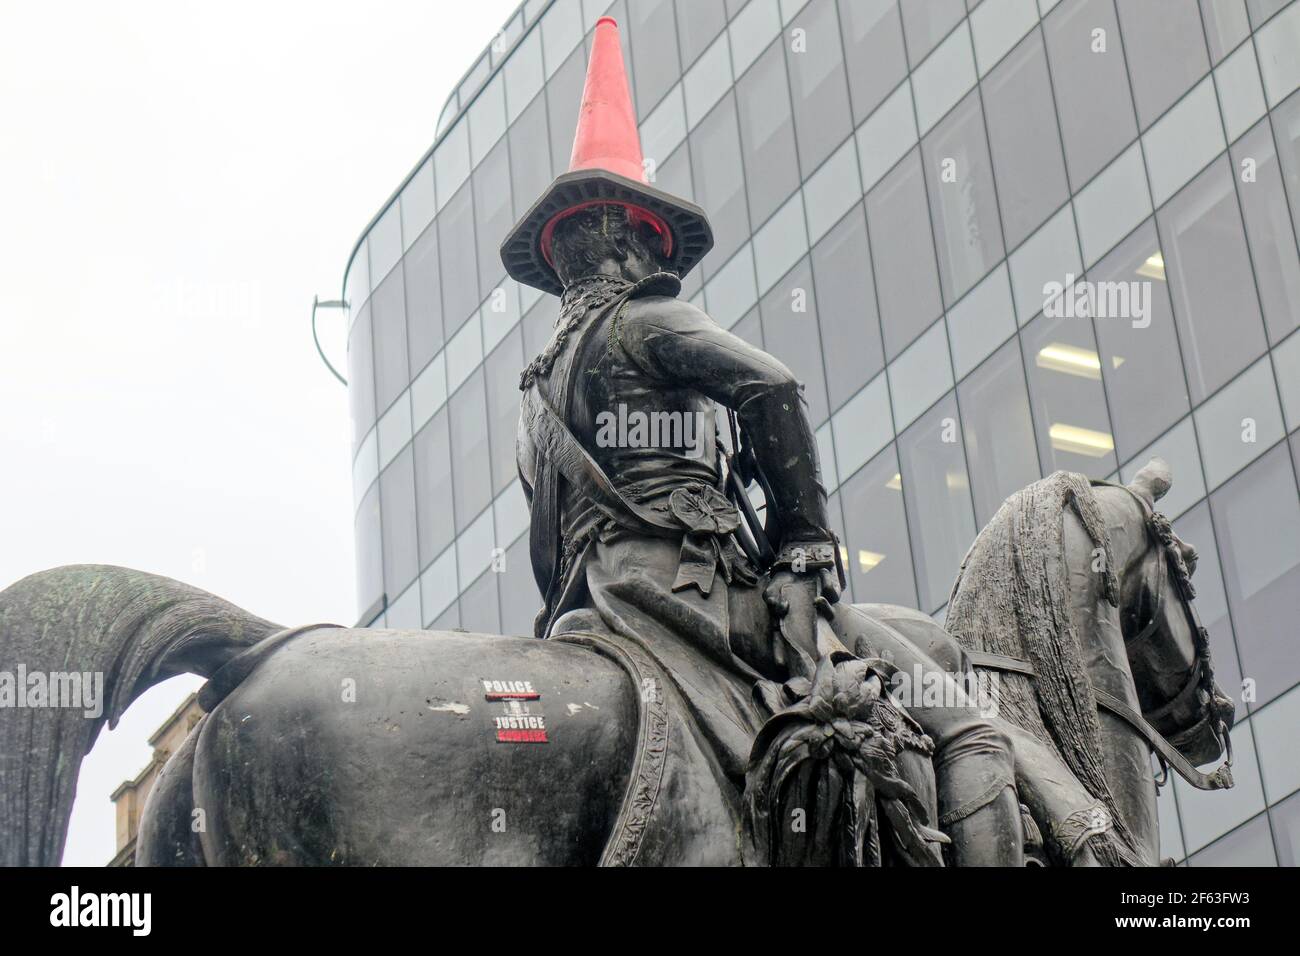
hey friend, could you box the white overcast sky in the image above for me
[0,0,519,865]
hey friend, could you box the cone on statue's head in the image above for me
[500,16,713,296]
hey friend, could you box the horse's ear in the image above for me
[1128,457,1172,505]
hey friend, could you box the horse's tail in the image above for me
[0,564,282,866]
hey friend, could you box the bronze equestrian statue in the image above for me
[0,18,1234,868]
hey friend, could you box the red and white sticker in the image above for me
[482,678,540,701]
[494,711,548,744]
[484,680,548,743]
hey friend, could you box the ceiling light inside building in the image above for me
[858,550,885,572]
[1137,252,1166,280]
[1037,342,1102,380]
[1049,423,1115,457]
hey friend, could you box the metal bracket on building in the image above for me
[312,296,350,385]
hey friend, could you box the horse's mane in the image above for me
[946,471,1140,866]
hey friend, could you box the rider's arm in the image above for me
[616,296,832,550]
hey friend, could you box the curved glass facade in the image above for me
[342,0,1300,864]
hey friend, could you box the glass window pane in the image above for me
[888,318,955,431]
[485,327,524,496]
[628,0,680,113]
[958,339,1041,525]
[1194,356,1284,490]
[1188,813,1277,866]
[803,137,862,244]
[855,77,918,193]
[380,446,419,599]
[460,568,502,635]
[1210,444,1300,708]
[404,226,443,380]
[434,119,472,206]
[1008,203,1082,325]
[981,30,1070,249]
[1159,157,1268,402]
[1201,0,1251,64]
[510,92,553,221]
[546,43,588,176]
[437,183,481,332]
[355,482,383,618]
[811,203,884,409]
[1174,720,1266,853]
[786,0,853,173]
[690,94,751,274]
[414,408,456,569]
[754,192,809,294]
[1270,789,1300,866]
[505,28,545,123]
[900,0,966,67]
[838,444,919,607]
[911,21,977,134]
[676,0,726,66]
[1073,143,1152,267]
[499,535,542,636]
[469,73,507,168]
[1020,310,1119,476]
[1254,0,1300,107]
[370,263,409,414]
[369,203,403,286]
[729,0,782,79]
[866,148,943,359]
[541,0,584,78]
[947,262,1016,379]
[831,372,894,482]
[472,138,514,296]
[922,88,1005,304]
[1043,0,1138,189]
[400,158,436,252]
[1090,221,1191,459]
[1253,684,1300,803]
[348,302,376,440]
[899,396,977,611]
[449,369,493,532]
[1270,90,1300,246]
[839,0,908,124]
[1119,415,1206,520]
[759,257,830,425]
[1232,121,1300,344]
[1115,0,1211,130]
[735,40,801,227]
[1215,42,1267,143]
[684,30,733,127]
[1143,78,1226,208]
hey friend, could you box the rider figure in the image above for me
[502,16,1022,865]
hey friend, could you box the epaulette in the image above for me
[628,271,682,299]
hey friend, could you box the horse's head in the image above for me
[1109,459,1235,771]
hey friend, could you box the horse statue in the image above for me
[0,457,1233,867]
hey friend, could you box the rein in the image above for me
[967,481,1234,792]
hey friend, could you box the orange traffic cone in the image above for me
[501,16,713,296]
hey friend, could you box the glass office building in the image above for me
[340,0,1300,864]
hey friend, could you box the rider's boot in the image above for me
[933,718,1024,866]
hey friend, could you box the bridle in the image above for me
[965,480,1234,792]
[1108,482,1234,791]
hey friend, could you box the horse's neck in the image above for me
[1065,510,1161,864]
